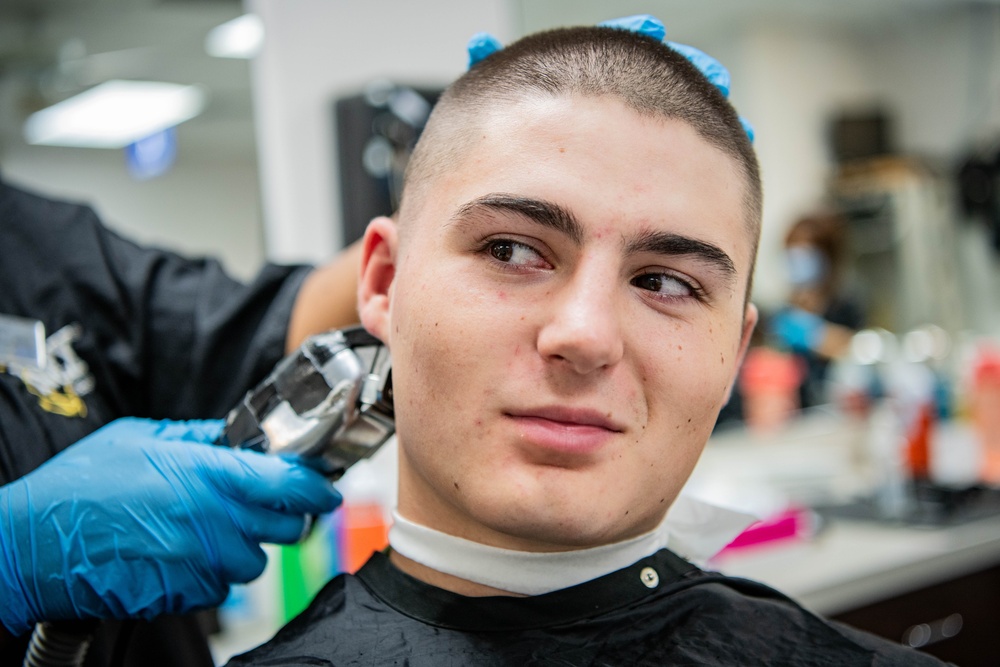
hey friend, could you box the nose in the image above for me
[536,267,625,374]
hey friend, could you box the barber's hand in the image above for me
[0,417,341,635]
[771,307,827,352]
[467,14,754,141]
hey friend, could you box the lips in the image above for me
[505,406,623,457]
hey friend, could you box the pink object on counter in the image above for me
[716,506,812,555]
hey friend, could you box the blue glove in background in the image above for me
[598,16,731,96]
[771,307,827,352]
[598,14,665,42]
[0,417,341,635]
[468,14,754,142]
[467,31,503,68]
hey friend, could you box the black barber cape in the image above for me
[0,177,312,666]
[227,549,947,667]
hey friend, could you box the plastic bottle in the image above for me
[335,438,398,574]
[737,346,804,432]
[881,334,939,483]
[971,346,1000,484]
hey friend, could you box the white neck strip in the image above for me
[388,510,672,596]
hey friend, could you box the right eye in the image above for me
[485,239,549,269]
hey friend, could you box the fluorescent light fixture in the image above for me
[205,14,264,59]
[24,80,206,149]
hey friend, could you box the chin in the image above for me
[470,498,656,552]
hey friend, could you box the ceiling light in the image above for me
[205,14,264,59]
[23,80,206,149]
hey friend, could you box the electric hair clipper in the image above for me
[217,325,394,480]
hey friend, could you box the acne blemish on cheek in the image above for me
[720,353,725,365]
[454,481,460,490]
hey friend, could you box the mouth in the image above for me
[504,406,624,456]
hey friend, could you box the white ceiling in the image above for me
[0,0,991,162]
[0,0,252,160]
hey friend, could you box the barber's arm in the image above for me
[0,417,341,638]
[285,240,363,353]
[770,306,855,359]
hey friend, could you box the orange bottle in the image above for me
[738,346,804,432]
[904,401,934,480]
[972,348,1000,484]
[340,502,390,574]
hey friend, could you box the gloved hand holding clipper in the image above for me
[0,417,341,636]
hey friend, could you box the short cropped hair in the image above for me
[400,25,763,287]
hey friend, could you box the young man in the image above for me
[228,23,946,665]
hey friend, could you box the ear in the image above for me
[736,303,759,366]
[722,303,759,403]
[358,216,399,345]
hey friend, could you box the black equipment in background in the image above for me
[957,143,1000,254]
[828,107,895,165]
[334,82,442,246]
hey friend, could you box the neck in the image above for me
[388,549,526,597]
[386,510,672,596]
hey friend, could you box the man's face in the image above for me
[360,95,757,551]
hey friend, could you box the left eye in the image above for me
[487,239,546,267]
[631,273,695,298]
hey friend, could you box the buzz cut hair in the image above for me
[399,25,763,287]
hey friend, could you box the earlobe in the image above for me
[357,216,399,344]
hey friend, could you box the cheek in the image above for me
[390,276,507,416]
[640,323,743,429]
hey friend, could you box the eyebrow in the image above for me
[452,194,584,244]
[452,192,736,282]
[625,230,737,281]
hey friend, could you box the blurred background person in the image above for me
[769,211,865,409]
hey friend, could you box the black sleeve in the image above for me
[824,294,865,331]
[0,178,312,424]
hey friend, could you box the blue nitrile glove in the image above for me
[598,16,731,96]
[771,307,827,352]
[467,31,503,68]
[599,14,754,141]
[467,14,755,142]
[0,417,341,635]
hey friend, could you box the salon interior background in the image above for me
[1,0,998,335]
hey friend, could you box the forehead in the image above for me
[409,95,754,277]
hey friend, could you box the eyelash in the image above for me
[630,272,706,303]
[477,237,551,271]
[477,237,706,303]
